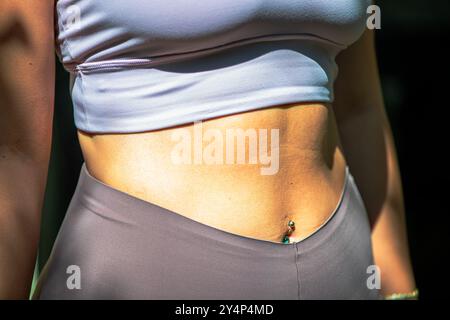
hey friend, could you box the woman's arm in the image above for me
[0,0,55,298]
[333,29,416,296]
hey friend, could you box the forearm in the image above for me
[0,151,50,298]
[335,103,416,296]
[366,110,416,295]
[0,0,55,298]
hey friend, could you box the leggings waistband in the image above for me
[75,162,352,255]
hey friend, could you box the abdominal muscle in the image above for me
[77,102,348,244]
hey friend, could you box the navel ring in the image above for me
[281,220,295,244]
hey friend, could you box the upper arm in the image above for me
[0,0,55,164]
[333,28,385,121]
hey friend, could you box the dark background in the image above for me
[36,1,450,299]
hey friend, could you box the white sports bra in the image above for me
[55,0,371,133]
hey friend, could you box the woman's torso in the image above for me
[78,101,348,243]
[55,0,369,243]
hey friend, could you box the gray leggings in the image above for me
[34,163,381,299]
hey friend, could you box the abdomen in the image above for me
[78,101,348,243]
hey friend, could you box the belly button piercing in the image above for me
[281,220,295,244]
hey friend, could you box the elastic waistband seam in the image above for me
[73,32,346,73]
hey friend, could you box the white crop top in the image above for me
[55,0,370,133]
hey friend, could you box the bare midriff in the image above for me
[78,102,348,244]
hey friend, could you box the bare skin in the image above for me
[78,102,347,244]
[0,0,416,298]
